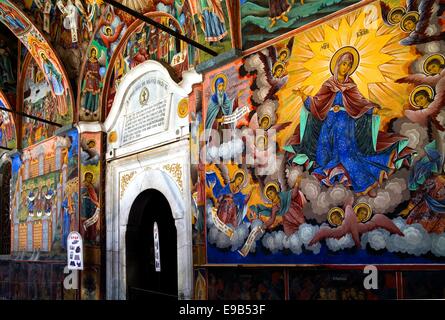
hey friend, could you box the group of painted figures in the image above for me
[204,0,445,256]
[25,181,55,218]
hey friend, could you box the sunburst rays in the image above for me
[275,3,419,147]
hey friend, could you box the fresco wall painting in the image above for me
[21,57,72,148]
[10,129,78,258]
[203,1,445,265]
[0,90,17,150]
[0,0,74,123]
[79,131,102,300]
[240,0,362,50]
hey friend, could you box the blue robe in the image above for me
[205,91,233,131]
[61,198,70,249]
[43,61,64,96]
[206,171,246,224]
[292,92,401,194]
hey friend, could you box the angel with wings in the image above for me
[241,38,294,108]
[243,112,291,172]
[380,0,445,45]
[308,196,404,247]
[97,10,125,50]
[395,59,445,128]
[206,165,253,227]
[248,172,306,236]
[401,0,445,45]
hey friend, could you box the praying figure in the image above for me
[286,47,413,196]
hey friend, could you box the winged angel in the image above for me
[206,165,253,228]
[248,167,307,237]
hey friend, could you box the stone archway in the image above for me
[106,166,193,300]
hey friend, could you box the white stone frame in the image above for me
[105,61,201,300]
[106,157,193,300]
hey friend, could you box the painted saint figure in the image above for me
[129,32,150,68]
[83,47,101,117]
[197,0,228,44]
[43,183,55,216]
[27,188,37,217]
[206,169,251,227]
[205,74,239,134]
[81,172,100,242]
[40,52,64,96]
[286,47,413,196]
[249,182,306,236]
[0,3,27,33]
[100,23,124,49]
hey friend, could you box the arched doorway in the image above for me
[125,189,178,300]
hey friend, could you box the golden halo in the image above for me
[177,98,189,118]
[259,114,272,130]
[423,54,445,75]
[89,46,98,56]
[387,7,406,25]
[353,202,372,223]
[329,46,360,75]
[400,11,420,32]
[211,74,227,93]
[278,48,290,61]
[256,134,268,150]
[327,207,345,226]
[409,85,434,109]
[108,131,118,143]
[104,26,112,34]
[231,169,246,184]
[272,62,285,77]
[263,181,281,201]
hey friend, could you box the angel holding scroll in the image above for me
[206,165,253,228]
[248,172,306,236]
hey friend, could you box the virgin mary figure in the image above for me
[285,47,413,196]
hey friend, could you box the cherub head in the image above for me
[425,58,444,75]
[256,134,268,151]
[331,211,343,225]
[413,90,433,109]
[402,16,417,32]
[259,115,271,130]
[389,8,404,24]
[328,207,345,226]
[273,63,285,78]
[278,49,289,62]
[356,207,368,222]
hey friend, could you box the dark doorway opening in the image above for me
[126,189,178,300]
[0,161,11,255]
